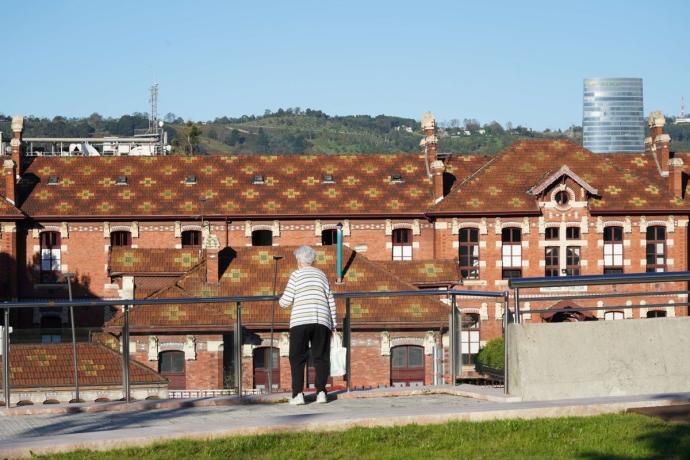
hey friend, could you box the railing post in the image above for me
[513,287,520,324]
[122,304,130,403]
[345,297,351,392]
[450,295,457,384]
[67,276,79,403]
[457,305,463,383]
[3,308,10,408]
[503,291,509,395]
[234,301,242,398]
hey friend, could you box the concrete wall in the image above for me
[507,316,690,401]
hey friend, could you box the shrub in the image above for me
[476,337,504,371]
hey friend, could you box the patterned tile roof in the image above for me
[106,246,454,329]
[1,343,166,388]
[431,140,690,215]
[376,260,460,286]
[110,248,202,274]
[18,154,485,218]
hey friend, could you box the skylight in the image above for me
[252,174,265,184]
[322,174,335,184]
[116,176,128,185]
[47,176,59,185]
[390,174,404,183]
[185,175,197,185]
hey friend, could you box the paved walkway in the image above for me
[1,388,689,459]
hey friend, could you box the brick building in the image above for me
[1,111,689,390]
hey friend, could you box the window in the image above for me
[646,310,667,318]
[40,231,61,283]
[566,226,580,240]
[501,228,522,279]
[459,228,479,279]
[545,227,559,240]
[253,347,280,390]
[110,231,132,248]
[392,228,412,261]
[181,230,202,248]
[252,229,273,246]
[555,190,569,206]
[40,316,62,343]
[646,226,666,272]
[321,229,338,246]
[604,311,624,321]
[565,246,581,276]
[159,351,185,374]
[603,226,624,274]
[545,247,559,277]
[390,345,424,387]
[461,313,480,365]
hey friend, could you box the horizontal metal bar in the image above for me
[509,271,690,289]
[522,301,690,315]
[0,289,505,309]
[520,290,689,302]
[24,137,159,143]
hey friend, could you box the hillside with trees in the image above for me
[3,109,689,155]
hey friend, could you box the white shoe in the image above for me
[289,393,305,405]
[316,391,327,404]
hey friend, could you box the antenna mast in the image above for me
[149,83,159,133]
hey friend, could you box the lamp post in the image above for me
[64,272,80,402]
[268,255,283,394]
[336,222,343,284]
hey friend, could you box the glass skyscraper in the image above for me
[583,78,644,153]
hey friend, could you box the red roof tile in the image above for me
[376,260,460,286]
[106,246,455,330]
[431,140,690,215]
[1,342,166,388]
[110,248,202,274]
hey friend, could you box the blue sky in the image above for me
[2,0,688,129]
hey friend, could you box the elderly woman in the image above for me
[279,245,337,405]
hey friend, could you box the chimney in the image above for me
[420,112,438,164]
[668,158,684,198]
[10,115,24,176]
[3,160,16,204]
[430,160,445,203]
[204,234,221,283]
[647,111,669,176]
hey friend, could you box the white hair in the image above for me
[293,245,316,266]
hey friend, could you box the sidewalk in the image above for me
[1,387,689,459]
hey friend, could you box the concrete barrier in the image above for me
[507,316,690,401]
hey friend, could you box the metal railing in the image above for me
[0,288,507,408]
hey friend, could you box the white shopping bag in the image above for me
[330,332,347,377]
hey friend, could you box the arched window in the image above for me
[392,228,412,261]
[321,229,338,246]
[646,226,666,272]
[181,230,202,248]
[40,231,61,283]
[501,227,522,279]
[252,347,280,391]
[390,345,424,387]
[604,311,624,321]
[110,231,132,248]
[646,310,667,318]
[159,351,186,390]
[252,229,273,246]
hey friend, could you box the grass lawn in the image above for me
[37,413,690,460]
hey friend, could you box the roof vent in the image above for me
[185,175,197,185]
[390,174,404,183]
[47,176,59,185]
[322,174,335,184]
[116,176,128,185]
[252,174,265,185]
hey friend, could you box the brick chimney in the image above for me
[647,111,670,177]
[204,234,221,283]
[10,115,24,177]
[420,112,438,164]
[430,160,445,203]
[3,159,16,204]
[668,158,685,198]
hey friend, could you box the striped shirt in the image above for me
[279,267,337,330]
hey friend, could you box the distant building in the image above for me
[583,78,645,153]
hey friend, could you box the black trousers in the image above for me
[289,323,331,397]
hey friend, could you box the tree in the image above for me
[182,122,202,155]
[256,128,270,153]
[225,129,241,146]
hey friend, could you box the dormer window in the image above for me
[116,176,128,185]
[47,176,59,185]
[252,175,265,185]
[554,190,569,206]
[322,174,335,184]
[185,175,197,185]
[390,174,404,184]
